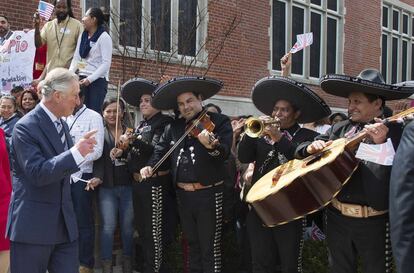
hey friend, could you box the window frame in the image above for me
[269,0,344,84]
[382,0,414,84]
[82,0,209,67]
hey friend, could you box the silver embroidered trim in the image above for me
[385,221,392,272]
[214,192,223,273]
[297,218,306,273]
[152,185,163,272]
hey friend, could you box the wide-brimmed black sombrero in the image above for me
[151,76,223,110]
[320,69,414,100]
[121,78,158,107]
[251,76,331,123]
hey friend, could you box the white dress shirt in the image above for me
[65,104,104,183]
[39,102,85,166]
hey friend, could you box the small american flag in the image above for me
[310,221,326,241]
[355,138,395,166]
[38,1,54,21]
[290,32,313,54]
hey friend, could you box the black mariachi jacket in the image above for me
[147,111,233,186]
[238,123,318,185]
[127,112,173,173]
[295,119,403,211]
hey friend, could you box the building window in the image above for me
[120,0,142,48]
[151,0,171,52]
[85,0,109,10]
[382,2,414,83]
[178,0,198,56]
[271,0,344,80]
[83,0,208,61]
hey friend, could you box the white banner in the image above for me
[0,30,36,94]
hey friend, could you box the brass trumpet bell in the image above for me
[244,117,280,138]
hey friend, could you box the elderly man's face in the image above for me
[56,80,80,117]
[0,16,10,37]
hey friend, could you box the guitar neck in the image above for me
[346,132,367,152]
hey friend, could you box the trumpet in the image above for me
[244,117,281,138]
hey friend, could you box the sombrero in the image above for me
[251,76,331,123]
[151,76,223,110]
[320,69,414,100]
[121,78,158,107]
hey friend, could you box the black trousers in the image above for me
[132,174,175,273]
[177,185,224,273]
[326,207,392,273]
[247,209,305,273]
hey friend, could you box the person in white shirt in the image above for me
[69,7,112,113]
[65,89,104,273]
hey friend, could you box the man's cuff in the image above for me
[70,147,85,166]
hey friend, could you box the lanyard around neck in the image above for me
[54,17,71,53]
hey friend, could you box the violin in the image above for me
[148,109,218,177]
[116,128,135,150]
[187,113,215,137]
[186,112,219,147]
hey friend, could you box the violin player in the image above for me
[238,53,331,273]
[295,69,414,273]
[140,76,233,273]
[119,78,174,273]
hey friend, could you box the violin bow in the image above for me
[150,108,209,174]
[114,80,121,148]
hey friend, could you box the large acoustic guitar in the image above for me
[246,108,414,227]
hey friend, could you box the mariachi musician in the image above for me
[238,74,331,273]
[295,69,414,273]
[140,76,233,273]
[120,78,174,273]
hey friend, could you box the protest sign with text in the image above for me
[0,30,36,94]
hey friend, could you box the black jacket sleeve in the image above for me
[238,134,258,164]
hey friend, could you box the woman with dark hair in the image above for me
[329,112,347,125]
[19,90,39,115]
[0,95,20,155]
[70,7,112,113]
[93,98,134,273]
[205,103,222,114]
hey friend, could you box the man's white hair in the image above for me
[40,68,78,98]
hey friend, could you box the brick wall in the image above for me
[108,0,270,101]
[3,0,413,113]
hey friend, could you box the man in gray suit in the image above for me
[7,68,97,273]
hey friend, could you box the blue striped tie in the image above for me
[55,120,67,150]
